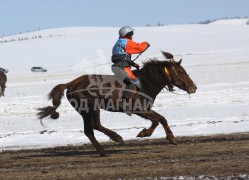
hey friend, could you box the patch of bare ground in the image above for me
[0,133,249,179]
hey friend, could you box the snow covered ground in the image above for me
[0,19,249,152]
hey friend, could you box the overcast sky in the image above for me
[0,0,249,36]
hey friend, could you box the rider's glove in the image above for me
[132,62,140,70]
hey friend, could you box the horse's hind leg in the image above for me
[90,109,124,144]
[81,111,107,157]
[2,86,5,96]
[67,93,106,156]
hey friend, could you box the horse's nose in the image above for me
[189,83,197,94]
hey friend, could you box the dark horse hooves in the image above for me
[110,134,124,145]
[167,137,178,145]
[116,140,124,145]
[137,128,151,137]
[97,148,108,157]
[100,152,108,157]
[115,136,124,145]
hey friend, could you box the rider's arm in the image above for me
[126,39,150,54]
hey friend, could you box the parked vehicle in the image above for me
[31,67,47,72]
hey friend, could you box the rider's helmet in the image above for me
[119,26,134,37]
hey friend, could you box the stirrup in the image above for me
[133,78,141,90]
[125,111,132,116]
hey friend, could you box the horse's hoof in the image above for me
[101,153,110,157]
[169,139,178,145]
[137,131,145,137]
[137,128,147,137]
[115,136,124,145]
[99,151,108,157]
[166,137,177,145]
[116,139,124,145]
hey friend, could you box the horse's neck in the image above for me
[147,82,167,100]
[138,69,169,99]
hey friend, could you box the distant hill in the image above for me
[1,21,249,72]
[210,18,249,25]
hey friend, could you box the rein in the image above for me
[132,52,143,62]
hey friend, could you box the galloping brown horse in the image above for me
[37,52,197,156]
[0,68,7,97]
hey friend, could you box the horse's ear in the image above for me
[177,59,182,66]
[161,51,174,59]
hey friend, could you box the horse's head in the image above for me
[0,69,7,97]
[0,68,8,73]
[162,52,197,94]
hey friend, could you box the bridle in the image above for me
[171,66,188,86]
[164,64,189,94]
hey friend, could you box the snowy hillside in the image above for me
[0,21,249,151]
[210,18,249,25]
[1,21,249,72]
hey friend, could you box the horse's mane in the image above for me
[133,59,172,96]
[141,58,172,69]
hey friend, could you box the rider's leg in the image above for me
[122,77,134,100]
[123,67,136,80]
[112,66,133,98]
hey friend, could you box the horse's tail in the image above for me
[37,83,70,120]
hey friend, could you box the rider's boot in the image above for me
[120,78,134,116]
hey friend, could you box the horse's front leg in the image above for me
[151,110,177,145]
[134,112,159,137]
[135,110,177,145]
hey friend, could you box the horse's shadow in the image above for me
[12,148,135,159]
